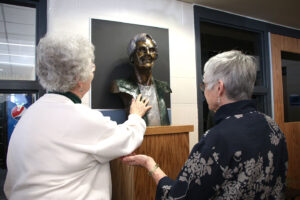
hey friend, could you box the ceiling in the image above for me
[0,3,36,80]
[178,0,300,30]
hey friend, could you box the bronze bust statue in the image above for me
[111,33,172,126]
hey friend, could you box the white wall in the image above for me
[47,0,198,150]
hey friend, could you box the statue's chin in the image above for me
[136,63,154,69]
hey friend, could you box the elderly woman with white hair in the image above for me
[123,50,288,199]
[4,33,151,200]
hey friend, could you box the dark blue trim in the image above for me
[194,5,300,141]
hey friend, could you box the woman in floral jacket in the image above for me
[122,50,288,199]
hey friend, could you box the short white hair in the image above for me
[37,33,95,92]
[203,50,257,100]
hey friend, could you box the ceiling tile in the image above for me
[7,34,35,45]
[0,43,9,52]
[3,4,35,25]
[6,45,35,56]
[0,34,7,43]
[0,4,4,21]
[9,54,35,66]
[0,54,9,63]
[0,21,5,33]
[6,22,35,36]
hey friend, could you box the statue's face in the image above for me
[133,38,158,69]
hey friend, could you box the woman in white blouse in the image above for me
[4,33,151,200]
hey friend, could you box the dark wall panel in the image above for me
[91,19,170,109]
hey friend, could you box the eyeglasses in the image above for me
[199,82,206,92]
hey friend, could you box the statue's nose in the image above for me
[145,48,150,54]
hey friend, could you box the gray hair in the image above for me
[36,33,95,92]
[127,33,157,62]
[203,50,257,100]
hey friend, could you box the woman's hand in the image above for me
[122,154,157,173]
[129,94,152,117]
[122,154,154,169]
[122,154,167,185]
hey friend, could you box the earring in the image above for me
[217,96,220,104]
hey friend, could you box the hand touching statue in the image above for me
[129,94,152,117]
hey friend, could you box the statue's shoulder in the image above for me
[111,79,139,97]
[154,79,172,93]
[113,79,136,88]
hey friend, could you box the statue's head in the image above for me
[128,33,158,69]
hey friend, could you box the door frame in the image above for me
[270,33,300,189]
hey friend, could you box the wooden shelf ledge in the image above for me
[145,125,194,136]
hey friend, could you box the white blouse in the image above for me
[4,94,146,200]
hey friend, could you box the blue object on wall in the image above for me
[6,94,33,143]
[289,94,300,106]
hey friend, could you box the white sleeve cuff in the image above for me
[128,114,146,127]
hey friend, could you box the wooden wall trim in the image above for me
[270,33,285,126]
[145,125,194,135]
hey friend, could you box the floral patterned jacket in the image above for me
[156,100,288,200]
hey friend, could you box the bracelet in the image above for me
[148,163,159,176]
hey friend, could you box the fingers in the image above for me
[134,95,150,105]
[136,94,142,102]
[141,97,149,105]
[121,156,138,166]
[143,98,149,105]
[145,105,152,112]
[144,99,149,104]
[122,156,134,162]
[119,152,136,160]
[129,94,152,117]
[139,96,147,104]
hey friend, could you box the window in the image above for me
[199,22,267,131]
[0,1,46,198]
[194,6,271,137]
[281,51,300,122]
[0,0,46,170]
[0,3,36,80]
